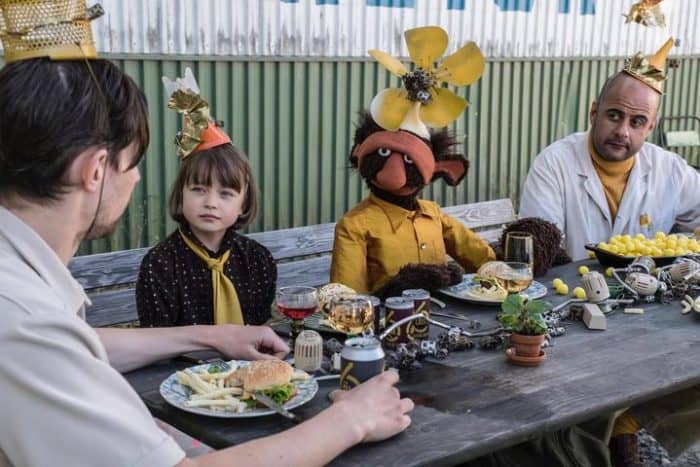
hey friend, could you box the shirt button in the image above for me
[420,243,427,250]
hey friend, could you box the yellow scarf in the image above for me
[178,229,244,325]
[588,135,636,221]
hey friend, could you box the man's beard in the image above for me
[84,221,119,240]
[83,211,120,240]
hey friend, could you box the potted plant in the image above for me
[498,294,550,366]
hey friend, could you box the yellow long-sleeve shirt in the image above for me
[330,194,496,293]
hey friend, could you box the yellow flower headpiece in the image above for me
[622,37,674,94]
[0,0,103,63]
[162,67,232,159]
[368,26,485,139]
[624,0,666,28]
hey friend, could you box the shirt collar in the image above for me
[0,206,90,314]
[368,193,437,232]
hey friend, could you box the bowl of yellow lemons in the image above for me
[585,232,700,267]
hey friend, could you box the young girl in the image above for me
[136,69,275,327]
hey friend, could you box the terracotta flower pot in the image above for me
[507,333,546,367]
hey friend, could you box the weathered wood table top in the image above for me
[123,260,700,466]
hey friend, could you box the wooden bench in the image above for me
[68,198,516,327]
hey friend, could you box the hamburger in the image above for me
[231,360,298,406]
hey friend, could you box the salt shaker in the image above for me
[294,330,323,372]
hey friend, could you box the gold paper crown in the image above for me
[624,0,666,28]
[162,67,232,159]
[368,26,485,139]
[0,0,103,63]
[622,37,674,94]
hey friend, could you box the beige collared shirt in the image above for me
[0,207,184,466]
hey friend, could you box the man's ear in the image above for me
[79,148,109,193]
[589,101,598,126]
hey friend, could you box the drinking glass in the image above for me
[327,296,374,336]
[505,231,535,272]
[276,286,318,346]
[495,262,534,294]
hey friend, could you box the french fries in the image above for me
[175,361,245,412]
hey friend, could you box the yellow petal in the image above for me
[419,88,467,128]
[404,26,448,70]
[435,41,485,86]
[369,49,408,77]
[370,88,412,131]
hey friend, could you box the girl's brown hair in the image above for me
[169,144,258,230]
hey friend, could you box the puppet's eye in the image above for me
[403,155,414,164]
[377,148,391,157]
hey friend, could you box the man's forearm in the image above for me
[95,326,216,372]
[179,401,365,467]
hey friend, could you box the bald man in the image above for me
[520,72,700,261]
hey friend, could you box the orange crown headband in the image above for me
[162,68,232,159]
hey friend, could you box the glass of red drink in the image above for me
[276,286,319,346]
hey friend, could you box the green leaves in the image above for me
[498,295,551,336]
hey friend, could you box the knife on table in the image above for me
[252,392,301,423]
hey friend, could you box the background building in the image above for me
[4,0,698,253]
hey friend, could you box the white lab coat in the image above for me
[519,132,700,261]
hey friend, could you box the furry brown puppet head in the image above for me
[350,110,469,210]
[496,217,572,277]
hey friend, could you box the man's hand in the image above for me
[332,370,414,443]
[211,325,290,361]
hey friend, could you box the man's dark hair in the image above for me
[0,58,149,200]
[169,144,258,230]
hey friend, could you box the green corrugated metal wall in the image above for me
[74,55,700,255]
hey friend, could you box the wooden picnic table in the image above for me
[123,259,700,466]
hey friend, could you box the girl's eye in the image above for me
[191,186,204,193]
[377,148,391,157]
[403,155,414,165]
[221,191,235,198]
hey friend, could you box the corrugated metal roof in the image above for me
[85,0,699,58]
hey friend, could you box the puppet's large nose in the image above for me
[375,153,407,191]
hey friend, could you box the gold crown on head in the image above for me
[622,37,674,94]
[0,0,103,63]
[162,67,233,159]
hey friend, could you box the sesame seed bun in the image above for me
[242,360,294,391]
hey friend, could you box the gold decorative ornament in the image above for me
[162,67,232,159]
[0,0,103,63]
[624,0,666,28]
[622,37,674,94]
[368,26,485,139]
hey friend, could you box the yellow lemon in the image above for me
[552,278,564,288]
[555,284,569,295]
[605,267,614,277]
[573,287,586,299]
[578,265,590,275]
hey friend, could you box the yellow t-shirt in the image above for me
[589,136,636,221]
[330,194,496,293]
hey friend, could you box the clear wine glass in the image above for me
[276,286,318,347]
[505,231,535,272]
[327,296,374,336]
[495,262,534,294]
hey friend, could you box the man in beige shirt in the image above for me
[0,6,412,467]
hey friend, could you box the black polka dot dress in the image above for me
[136,226,276,327]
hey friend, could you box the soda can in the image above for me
[402,288,431,339]
[383,297,415,349]
[340,336,385,390]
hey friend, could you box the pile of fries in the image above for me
[176,361,247,413]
